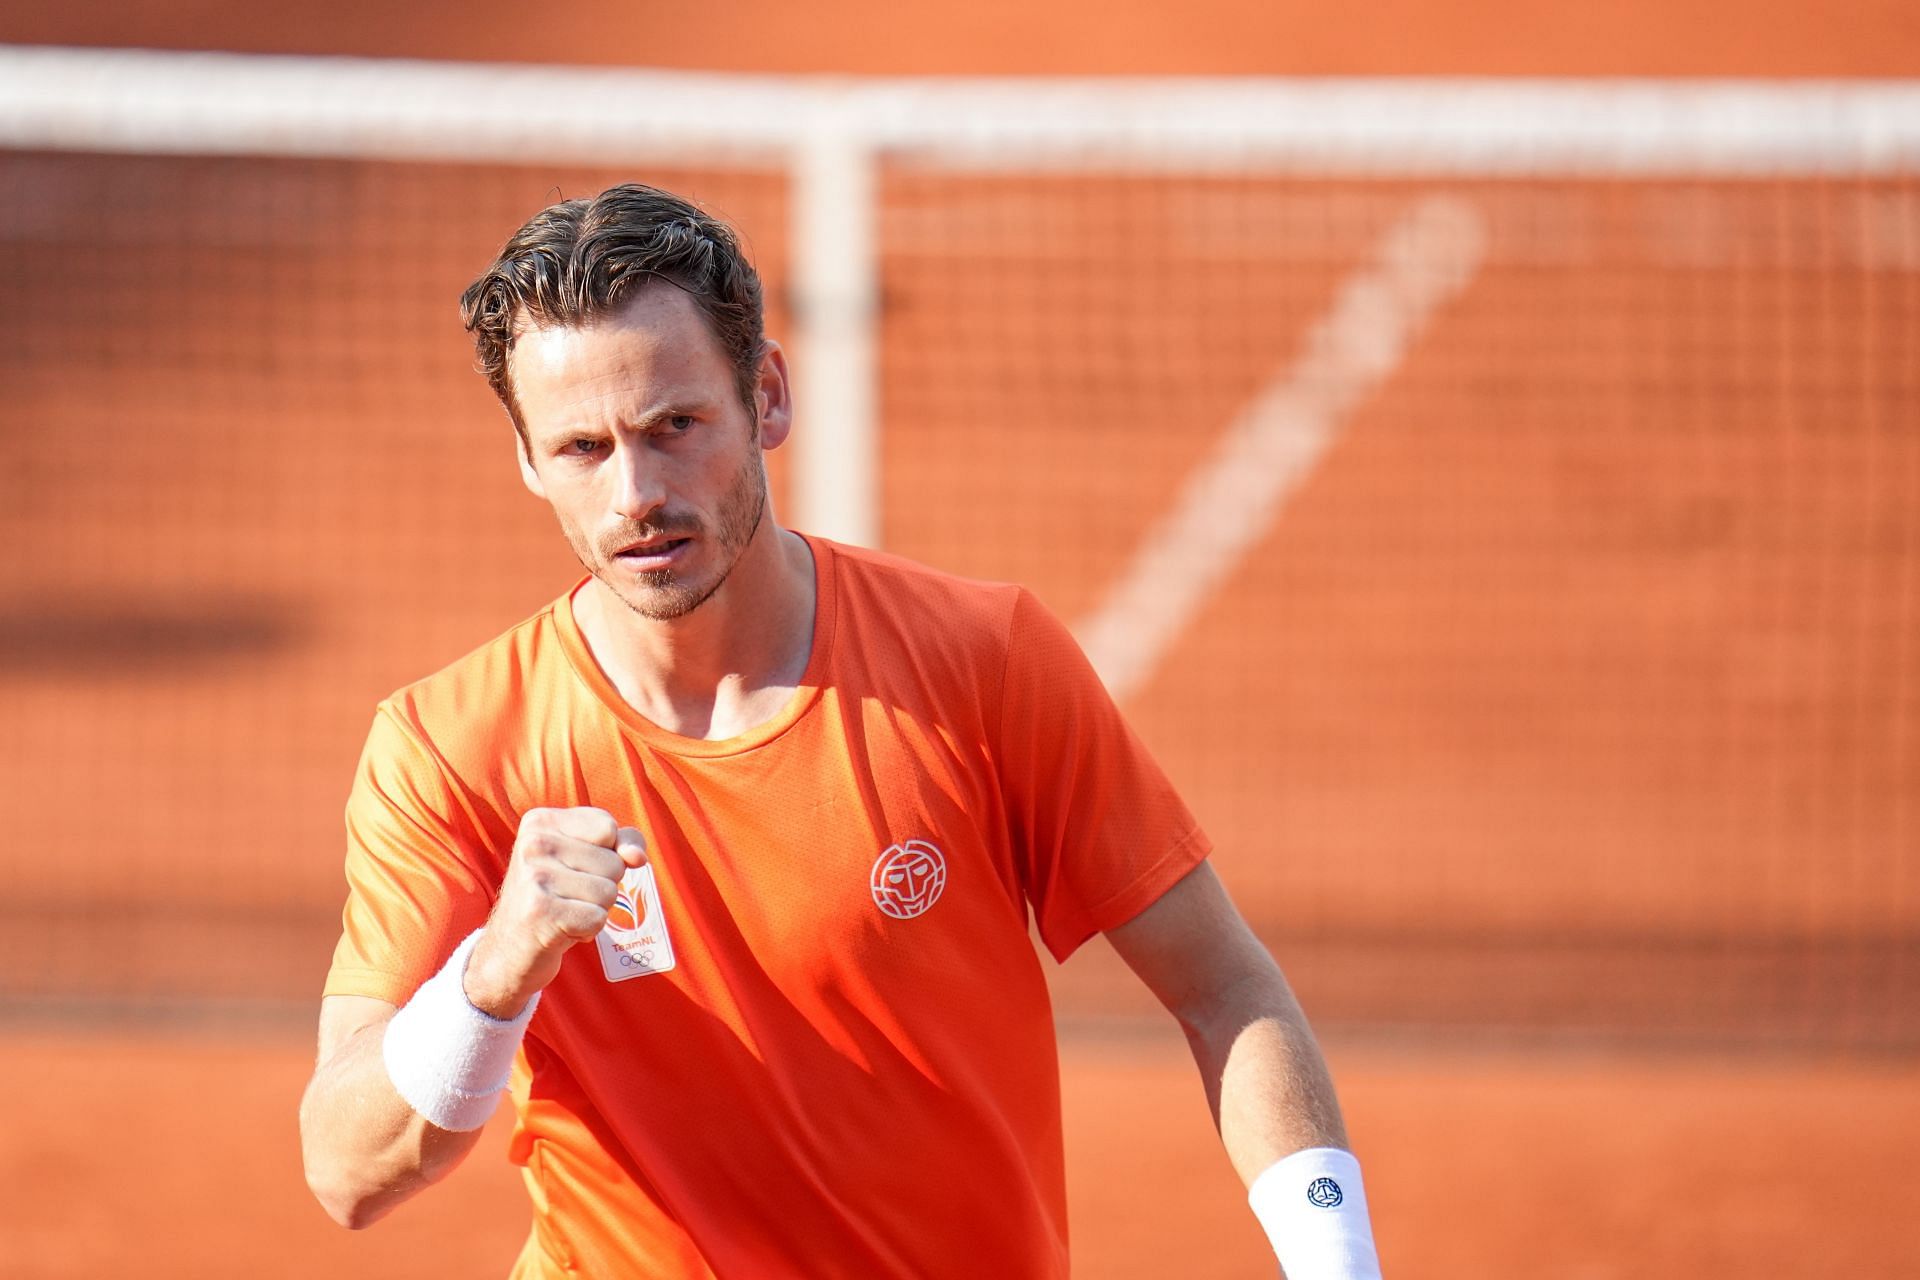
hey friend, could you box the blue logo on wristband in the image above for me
[1306,1177,1344,1208]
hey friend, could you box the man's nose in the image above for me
[610,441,666,521]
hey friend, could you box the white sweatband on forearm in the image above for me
[1248,1146,1383,1279]
[381,929,538,1133]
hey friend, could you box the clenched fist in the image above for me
[464,807,649,1018]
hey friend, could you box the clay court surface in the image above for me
[1,1027,1914,1279]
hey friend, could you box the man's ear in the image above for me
[753,340,794,451]
[516,431,546,499]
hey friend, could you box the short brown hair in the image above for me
[459,183,766,440]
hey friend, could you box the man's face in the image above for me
[509,284,787,621]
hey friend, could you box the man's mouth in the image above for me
[613,537,692,567]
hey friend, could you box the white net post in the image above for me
[789,106,880,547]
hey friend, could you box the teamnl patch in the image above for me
[595,863,677,982]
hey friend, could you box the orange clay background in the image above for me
[1,3,1918,1277]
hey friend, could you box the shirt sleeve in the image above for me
[322,702,497,1005]
[996,588,1212,962]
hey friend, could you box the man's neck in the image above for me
[572,521,817,741]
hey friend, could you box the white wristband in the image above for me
[381,929,538,1132]
[1248,1147,1382,1279]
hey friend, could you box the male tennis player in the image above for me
[300,183,1382,1278]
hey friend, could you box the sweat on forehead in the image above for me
[507,286,736,427]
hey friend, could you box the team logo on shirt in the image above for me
[870,839,947,920]
[595,863,676,982]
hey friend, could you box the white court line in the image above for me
[1073,198,1487,702]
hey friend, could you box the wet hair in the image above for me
[459,183,766,441]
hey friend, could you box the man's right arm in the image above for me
[299,995,489,1229]
[300,806,648,1228]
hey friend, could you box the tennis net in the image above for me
[1,46,1915,1047]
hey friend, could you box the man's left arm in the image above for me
[1105,860,1383,1279]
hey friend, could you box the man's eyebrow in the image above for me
[652,397,717,416]
[533,419,606,444]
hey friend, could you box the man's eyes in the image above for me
[556,418,693,454]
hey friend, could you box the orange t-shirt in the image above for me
[325,535,1211,1278]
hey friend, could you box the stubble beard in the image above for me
[573,445,770,623]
